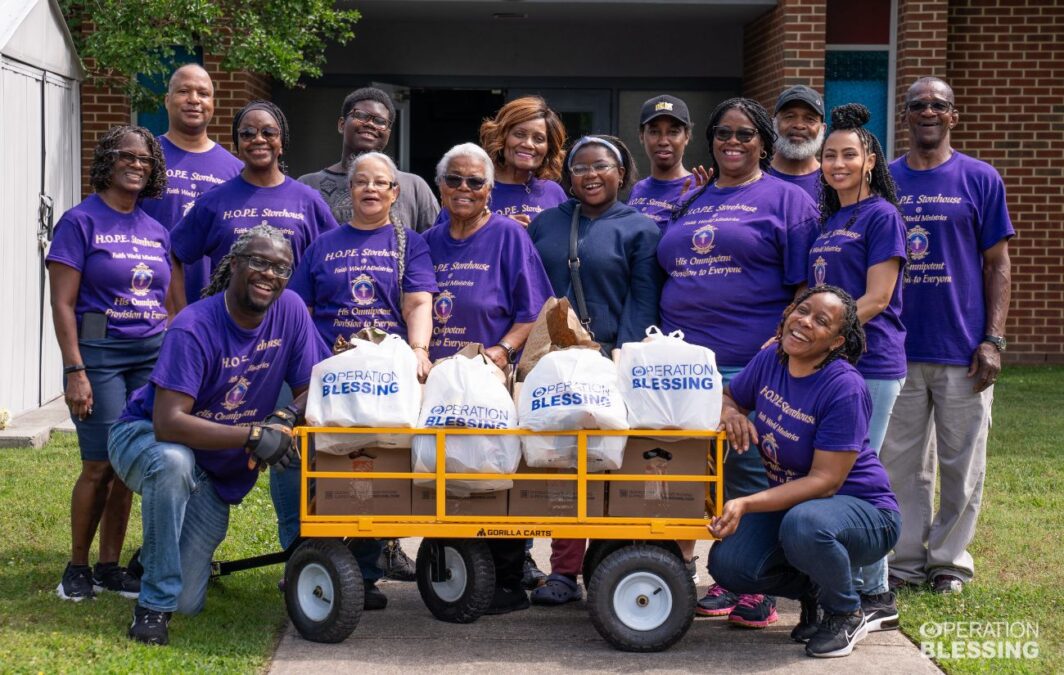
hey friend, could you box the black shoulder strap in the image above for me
[567,204,594,338]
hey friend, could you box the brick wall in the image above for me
[893,0,949,156]
[743,0,826,110]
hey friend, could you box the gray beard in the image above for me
[774,123,825,161]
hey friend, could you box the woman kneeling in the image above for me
[707,285,901,658]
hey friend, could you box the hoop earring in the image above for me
[866,172,872,185]
[759,150,768,160]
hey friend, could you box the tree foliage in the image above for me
[60,0,360,110]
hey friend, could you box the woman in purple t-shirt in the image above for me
[708,285,901,658]
[46,126,171,602]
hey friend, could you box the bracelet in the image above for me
[410,343,429,353]
[63,364,86,375]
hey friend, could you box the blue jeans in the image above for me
[709,496,901,614]
[719,365,770,501]
[852,377,904,595]
[108,419,229,614]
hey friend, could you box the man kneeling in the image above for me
[108,225,328,645]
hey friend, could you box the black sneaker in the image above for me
[57,563,96,602]
[128,604,171,646]
[861,591,899,632]
[805,610,867,658]
[484,586,530,615]
[521,553,546,590]
[93,562,140,599]
[379,539,416,582]
[931,574,964,594]
[791,591,821,643]
[364,580,388,611]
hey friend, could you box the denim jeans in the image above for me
[108,419,230,614]
[719,365,770,502]
[708,495,901,614]
[852,377,904,595]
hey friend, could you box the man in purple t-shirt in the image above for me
[881,77,1014,595]
[767,85,825,202]
[140,64,243,305]
[107,226,329,646]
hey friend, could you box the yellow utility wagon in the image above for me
[284,427,725,652]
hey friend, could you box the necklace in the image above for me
[223,291,233,318]
[719,170,764,189]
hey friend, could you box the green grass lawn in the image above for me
[0,366,1060,672]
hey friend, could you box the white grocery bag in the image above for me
[618,326,723,430]
[306,334,421,453]
[412,352,520,495]
[518,347,629,470]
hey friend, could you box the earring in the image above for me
[759,150,768,160]
[569,186,576,196]
[866,172,872,185]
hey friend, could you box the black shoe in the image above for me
[888,574,921,592]
[364,580,388,611]
[484,586,530,615]
[379,539,416,582]
[931,574,964,594]
[790,592,821,643]
[805,610,867,658]
[861,591,899,632]
[93,562,140,599]
[521,553,546,591]
[128,604,171,646]
[57,563,96,602]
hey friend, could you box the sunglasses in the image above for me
[906,100,953,114]
[442,174,488,190]
[570,162,618,177]
[237,126,281,142]
[712,126,759,143]
[111,150,157,169]
[347,109,391,130]
[236,254,293,279]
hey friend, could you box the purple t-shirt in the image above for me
[46,194,171,339]
[288,224,439,345]
[171,175,339,279]
[729,347,899,511]
[119,290,329,503]
[657,174,819,367]
[627,176,689,230]
[140,136,243,304]
[767,166,822,203]
[433,177,567,227]
[422,214,553,360]
[807,196,907,379]
[890,152,1015,366]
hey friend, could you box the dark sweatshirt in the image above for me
[528,199,663,353]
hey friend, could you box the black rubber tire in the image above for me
[586,544,696,652]
[416,538,494,623]
[285,539,363,643]
[581,539,630,589]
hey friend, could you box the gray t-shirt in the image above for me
[297,167,440,233]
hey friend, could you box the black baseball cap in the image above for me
[639,95,692,127]
[775,85,825,118]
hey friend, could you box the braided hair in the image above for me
[90,125,167,199]
[231,100,291,174]
[817,103,899,229]
[774,284,866,370]
[200,224,292,299]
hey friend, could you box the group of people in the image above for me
[48,61,1012,659]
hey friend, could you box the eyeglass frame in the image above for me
[235,254,293,279]
[569,162,619,177]
[237,126,282,142]
[110,150,157,169]
[346,109,392,130]
[904,99,954,114]
[711,126,759,143]
[441,174,489,190]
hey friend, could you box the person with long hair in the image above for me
[656,97,819,627]
[708,285,901,658]
[48,125,170,602]
[809,103,907,630]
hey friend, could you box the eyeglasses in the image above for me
[570,162,618,177]
[236,254,293,279]
[111,150,157,169]
[352,178,397,190]
[712,126,759,143]
[905,100,953,114]
[441,174,488,190]
[347,109,391,130]
[237,126,281,142]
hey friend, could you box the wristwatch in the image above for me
[982,335,1007,352]
[497,340,517,363]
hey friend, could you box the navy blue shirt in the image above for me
[528,199,663,352]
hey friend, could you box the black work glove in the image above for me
[263,404,303,430]
[246,423,298,472]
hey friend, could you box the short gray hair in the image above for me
[435,143,494,190]
[348,151,399,183]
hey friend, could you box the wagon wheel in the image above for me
[416,538,495,623]
[284,538,363,643]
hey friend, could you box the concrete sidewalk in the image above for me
[269,539,940,674]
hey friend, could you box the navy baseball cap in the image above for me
[640,95,692,127]
[774,85,825,118]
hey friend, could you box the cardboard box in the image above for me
[607,437,712,519]
[411,486,509,517]
[508,460,606,517]
[314,448,412,516]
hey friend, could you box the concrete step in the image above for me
[0,397,70,448]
